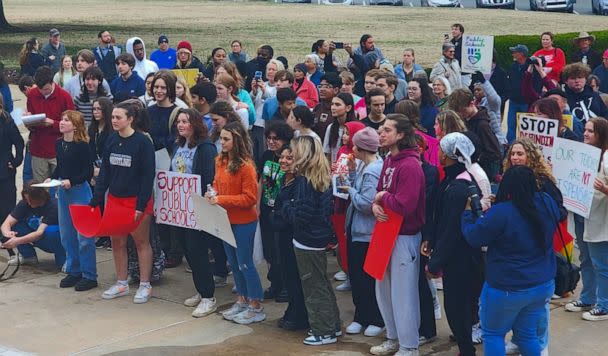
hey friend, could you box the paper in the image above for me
[517,113,559,164]
[21,113,46,126]
[171,69,200,87]
[155,149,171,171]
[332,153,350,200]
[32,179,62,188]
[155,170,202,229]
[461,35,494,74]
[552,137,601,218]
[363,208,404,280]
[192,194,236,247]
[11,108,23,126]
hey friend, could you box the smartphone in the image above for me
[444,33,450,40]
[334,42,344,49]
[254,71,263,80]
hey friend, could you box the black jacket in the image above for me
[189,139,217,194]
[174,55,206,75]
[565,85,608,123]
[466,108,502,164]
[278,175,334,249]
[490,64,509,106]
[271,177,296,237]
[0,114,24,181]
[571,48,602,71]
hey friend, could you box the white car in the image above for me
[529,0,576,12]
[592,0,608,14]
[476,0,515,9]
[421,0,462,7]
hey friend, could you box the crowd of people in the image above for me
[1,23,608,356]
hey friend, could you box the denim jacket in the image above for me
[345,158,383,243]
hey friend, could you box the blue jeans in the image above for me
[480,280,554,356]
[587,241,608,311]
[223,221,263,301]
[14,222,65,267]
[58,182,97,280]
[22,147,33,184]
[507,101,529,143]
[574,214,596,305]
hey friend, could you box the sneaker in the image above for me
[275,289,289,303]
[214,275,227,287]
[346,321,363,334]
[434,298,442,320]
[551,294,561,300]
[222,302,247,321]
[231,285,237,294]
[582,307,608,321]
[336,279,351,291]
[59,274,81,288]
[102,284,130,299]
[334,270,347,281]
[192,298,217,318]
[472,323,483,344]
[308,326,343,337]
[8,255,38,266]
[133,284,152,304]
[364,325,385,337]
[185,263,192,273]
[233,306,266,324]
[394,349,419,356]
[565,300,595,312]
[505,340,519,355]
[60,262,67,274]
[303,334,337,346]
[433,278,443,290]
[74,278,98,291]
[184,293,201,307]
[370,339,400,355]
[419,336,436,346]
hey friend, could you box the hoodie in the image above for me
[126,37,159,80]
[377,148,425,236]
[565,84,608,125]
[465,107,501,165]
[336,121,366,159]
[110,70,146,103]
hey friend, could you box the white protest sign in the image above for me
[192,194,236,247]
[552,137,601,219]
[517,113,559,164]
[155,170,202,229]
[461,35,494,74]
[332,153,350,200]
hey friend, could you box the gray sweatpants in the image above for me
[375,233,421,351]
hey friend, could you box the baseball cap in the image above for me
[158,35,169,44]
[49,28,60,37]
[509,44,529,56]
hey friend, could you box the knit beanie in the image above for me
[352,127,380,153]
[177,41,193,53]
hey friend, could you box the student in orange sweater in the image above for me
[206,121,265,325]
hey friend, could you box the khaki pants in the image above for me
[31,156,57,183]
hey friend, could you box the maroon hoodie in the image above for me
[377,147,425,235]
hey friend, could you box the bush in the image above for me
[493,30,608,71]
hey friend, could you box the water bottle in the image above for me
[582,56,588,65]
[206,184,217,197]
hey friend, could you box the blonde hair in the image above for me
[176,76,193,108]
[503,137,555,183]
[57,55,76,87]
[62,110,89,143]
[267,59,285,73]
[436,110,467,137]
[291,136,331,192]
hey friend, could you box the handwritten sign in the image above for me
[552,137,601,219]
[155,170,201,229]
[461,35,494,74]
[517,113,559,163]
[332,153,350,200]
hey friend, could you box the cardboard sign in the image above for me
[171,69,199,87]
[552,137,601,219]
[363,208,404,281]
[155,170,202,229]
[192,195,236,247]
[461,35,494,75]
[517,113,559,163]
[332,153,351,200]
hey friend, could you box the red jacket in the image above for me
[293,78,319,108]
[26,85,75,158]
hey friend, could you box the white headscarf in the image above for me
[440,132,475,169]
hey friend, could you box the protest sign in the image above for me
[192,195,236,247]
[461,35,494,74]
[171,69,199,87]
[517,113,559,163]
[155,170,202,229]
[552,137,601,219]
[364,208,404,281]
[332,153,350,200]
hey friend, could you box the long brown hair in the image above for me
[62,110,89,143]
[209,101,242,142]
[217,62,244,89]
[588,117,608,171]
[19,38,38,66]
[215,74,241,102]
[394,100,423,131]
[533,98,564,131]
[386,113,417,151]
[219,121,253,174]
[175,108,208,148]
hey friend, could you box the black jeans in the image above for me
[0,177,16,224]
[159,224,184,262]
[419,255,437,338]
[260,204,284,291]
[184,229,216,298]
[209,234,228,278]
[347,237,384,327]
[278,229,308,325]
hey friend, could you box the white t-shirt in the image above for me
[295,129,322,144]
[323,123,344,163]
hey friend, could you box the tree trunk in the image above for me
[0,0,18,32]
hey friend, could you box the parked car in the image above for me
[476,0,515,9]
[529,0,575,13]
[421,0,462,7]
[592,0,608,14]
[370,0,403,5]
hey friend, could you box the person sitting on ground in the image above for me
[0,183,65,268]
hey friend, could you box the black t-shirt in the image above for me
[361,116,386,130]
[11,199,58,226]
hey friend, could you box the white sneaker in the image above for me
[102,284,130,299]
[133,284,152,304]
[505,340,520,355]
[346,321,363,334]
[433,278,443,290]
[540,346,549,356]
[334,270,347,281]
[370,339,400,355]
[222,302,247,321]
[184,293,201,307]
[472,323,483,344]
[336,279,351,291]
[8,255,38,266]
[364,325,385,337]
[192,297,217,318]
[185,263,192,273]
[233,306,266,325]
[434,298,442,320]
[394,349,419,356]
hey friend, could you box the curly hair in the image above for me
[503,137,555,184]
